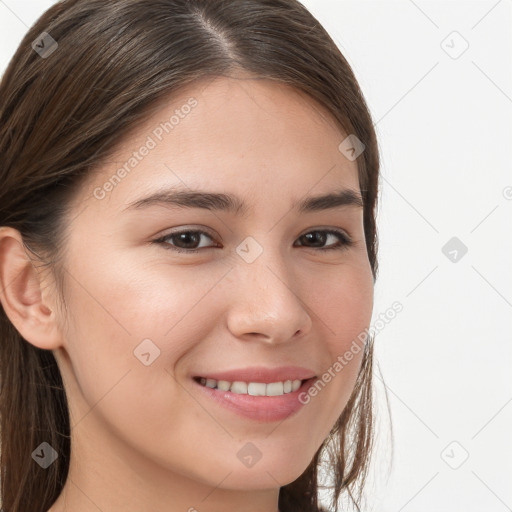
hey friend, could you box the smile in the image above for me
[192,376,317,422]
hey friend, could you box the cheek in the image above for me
[64,254,228,351]
[309,262,374,353]
[59,254,229,418]
[300,264,373,437]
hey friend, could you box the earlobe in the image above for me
[0,227,62,350]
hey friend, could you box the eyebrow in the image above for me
[124,187,364,215]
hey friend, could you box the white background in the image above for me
[1,1,511,511]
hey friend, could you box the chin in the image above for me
[215,464,310,490]
[206,449,315,490]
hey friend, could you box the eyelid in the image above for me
[154,225,219,241]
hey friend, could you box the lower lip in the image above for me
[192,378,316,422]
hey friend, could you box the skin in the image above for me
[0,76,374,512]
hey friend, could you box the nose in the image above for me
[226,252,313,345]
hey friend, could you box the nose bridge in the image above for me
[226,239,312,343]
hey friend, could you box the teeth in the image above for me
[266,382,284,396]
[248,382,267,396]
[197,377,304,396]
[230,381,248,394]
[291,379,301,392]
[217,380,231,391]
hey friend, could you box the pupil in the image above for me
[305,232,325,247]
[178,232,199,248]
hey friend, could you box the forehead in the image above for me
[81,76,360,213]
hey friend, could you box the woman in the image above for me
[0,1,382,510]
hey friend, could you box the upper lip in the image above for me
[193,366,316,384]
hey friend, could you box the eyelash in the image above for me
[153,228,354,254]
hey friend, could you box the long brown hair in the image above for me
[0,1,382,510]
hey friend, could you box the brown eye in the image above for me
[295,229,353,251]
[154,229,217,253]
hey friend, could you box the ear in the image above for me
[0,227,63,350]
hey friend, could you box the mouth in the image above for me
[191,374,318,422]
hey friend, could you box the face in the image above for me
[51,76,374,492]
